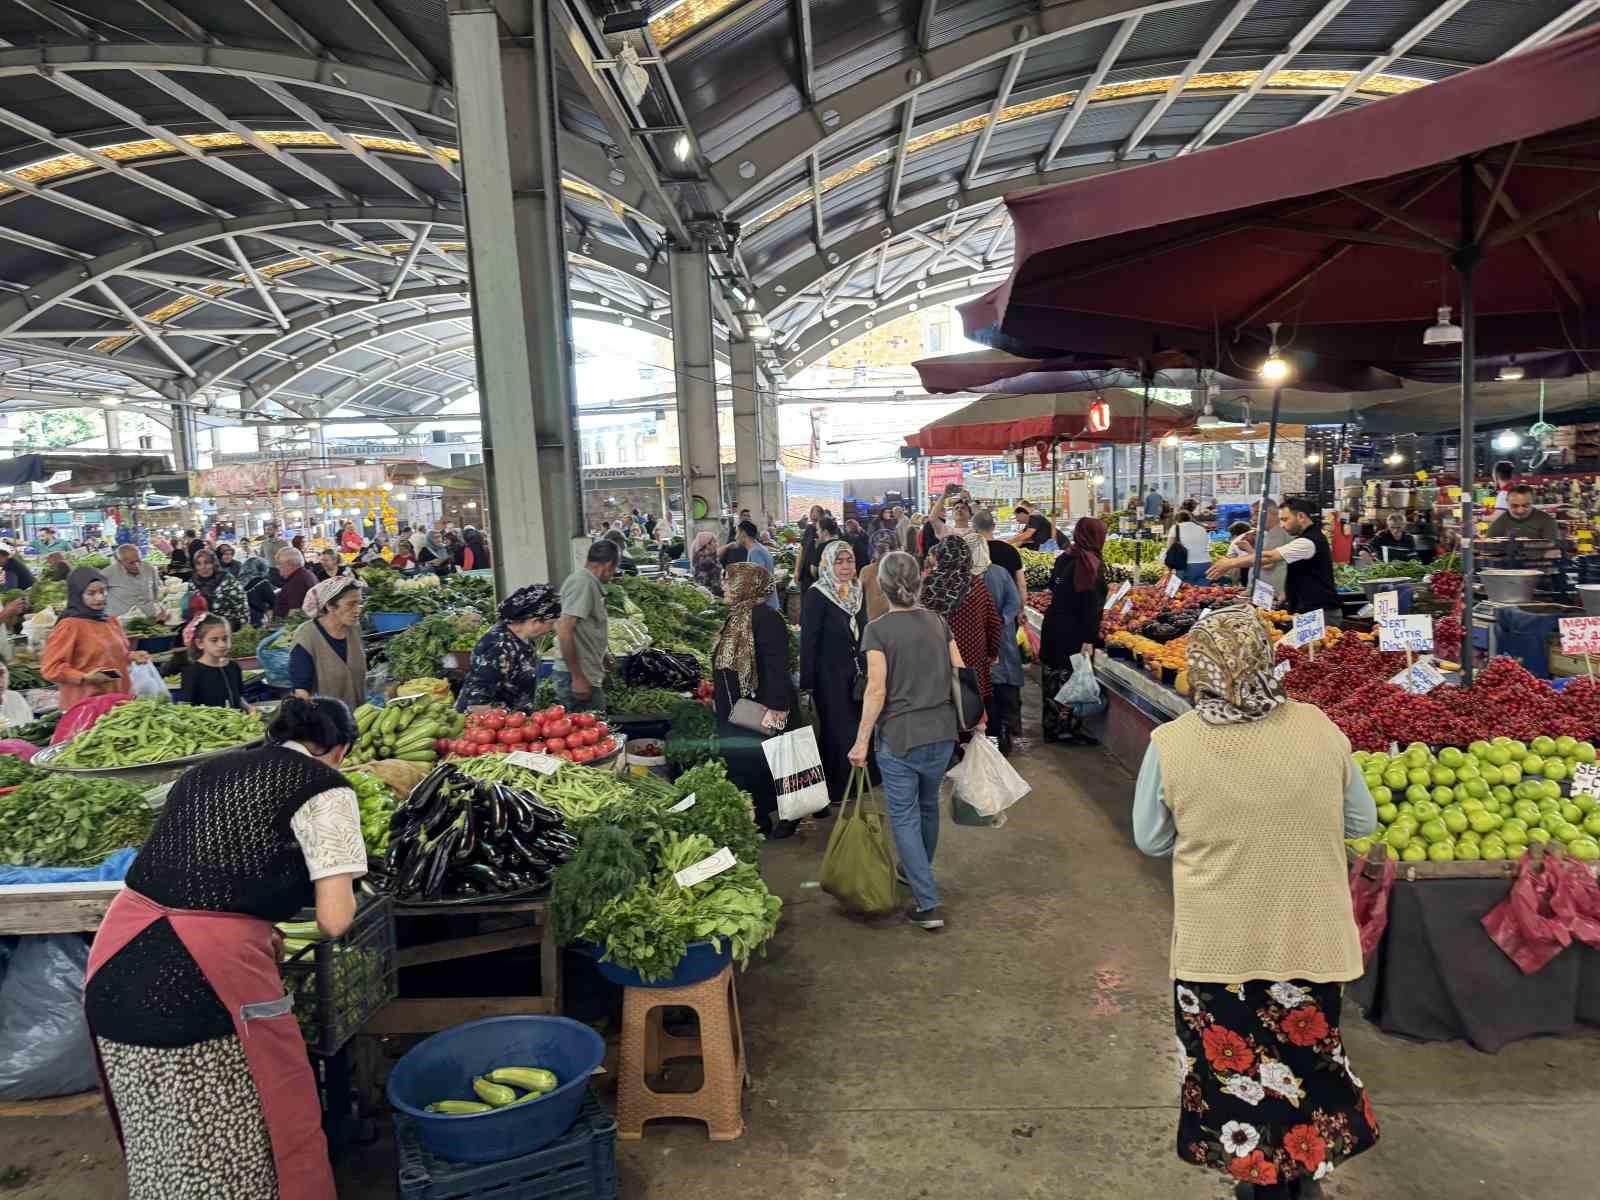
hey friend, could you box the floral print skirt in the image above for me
[1173,978,1378,1189]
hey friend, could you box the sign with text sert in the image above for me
[1378,615,1434,652]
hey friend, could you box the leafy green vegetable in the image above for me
[382,613,462,679]
[6,710,60,746]
[0,775,155,866]
[0,757,45,787]
[549,824,650,945]
[658,760,763,865]
[664,699,719,770]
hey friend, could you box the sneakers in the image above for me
[1009,736,1035,754]
[906,906,945,930]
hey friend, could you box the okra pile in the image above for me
[53,700,264,768]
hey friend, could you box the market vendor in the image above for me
[1370,512,1418,561]
[1208,497,1342,624]
[41,550,71,583]
[273,547,319,619]
[289,577,368,711]
[105,544,166,620]
[84,696,361,1200]
[40,567,152,710]
[1486,484,1563,551]
[0,542,34,592]
[456,584,563,712]
[554,539,619,712]
[26,527,59,555]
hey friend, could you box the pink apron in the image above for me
[86,888,336,1200]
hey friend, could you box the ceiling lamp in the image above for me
[1092,473,1105,485]
[1497,363,1526,382]
[100,394,122,407]
[1385,450,1405,466]
[1423,305,1462,346]
[1304,452,1322,465]
[672,133,692,163]
[415,475,428,487]
[1493,429,1523,451]
[1162,431,1181,447]
[1259,322,1290,385]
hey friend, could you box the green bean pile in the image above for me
[54,700,264,768]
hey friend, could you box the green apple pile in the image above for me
[1349,736,1600,864]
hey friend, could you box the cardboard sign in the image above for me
[1570,762,1600,799]
[1252,579,1276,610]
[1378,615,1434,652]
[673,845,736,888]
[1372,589,1400,621]
[1272,659,1292,680]
[1559,615,1600,656]
[1290,608,1326,648]
[667,793,696,813]
[1121,599,1133,617]
[1104,581,1132,610]
[1164,572,1183,598]
[505,750,562,775]
[1388,659,1447,695]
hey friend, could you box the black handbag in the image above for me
[1163,542,1188,571]
[950,665,984,732]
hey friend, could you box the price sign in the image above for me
[1121,599,1133,617]
[1378,614,1434,652]
[1388,659,1446,695]
[667,793,697,813]
[673,845,736,888]
[1252,579,1276,610]
[1570,762,1600,799]
[1559,615,1600,656]
[505,750,562,775]
[1372,589,1400,621]
[1290,608,1326,648]
[1104,581,1132,610]
[1272,659,1292,680]
[1164,572,1183,598]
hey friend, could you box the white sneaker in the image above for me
[1009,736,1035,753]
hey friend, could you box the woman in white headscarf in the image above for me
[799,539,871,808]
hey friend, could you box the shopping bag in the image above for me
[1481,851,1571,974]
[946,733,1030,818]
[128,661,169,702]
[1348,844,1396,962]
[819,767,899,915]
[51,693,132,745]
[1055,652,1106,718]
[760,723,830,821]
[255,627,293,689]
[1548,853,1600,949]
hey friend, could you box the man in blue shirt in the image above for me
[1143,487,1164,519]
[738,520,780,609]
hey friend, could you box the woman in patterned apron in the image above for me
[84,697,367,1200]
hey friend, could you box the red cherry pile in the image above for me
[1428,570,1463,604]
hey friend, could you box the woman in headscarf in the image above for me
[800,539,870,809]
[41,567,152,710]
[288,576,368,711]
[217,542,241,577]
[456,585,562,712]
[690,530,722,595]
[182,547,250,632]
[1135,607,1379,1200]
[966,532,1024,754]
[416,527,449,571]
[460,527,492,571]
[1040,515,1109,745]
[923,536,1001,710]
[237,550,275,627]
[710,562,797,836]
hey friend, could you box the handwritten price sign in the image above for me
[1104,581,1132,611]
[1388,659,1447,695]
[1289,608,1326,648]
[1372,589,1401,621]
[1378,615,1434,652]
[1559,616,1600,656]
[1164,572,1183,598]
[1252,579,1276,610]
[1571,763,1600,799]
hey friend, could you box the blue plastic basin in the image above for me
[371,611,422,633]
[590,939,731,989]
[385,1015,605,1164]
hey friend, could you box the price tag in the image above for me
[673,845,736,888]
[1164,572,1183,598]
[505,750,562,775]
[1377,615,1434,652]
[1252,579,1276,610]
[1272,659,1291,680]
[1372,589,1400,621]
[1120,599,1133,617]
[1570,762,1600,798]
[1388,659,1446,695]
[667,793,696,813]
[1290,608,1326,648]
[1559,615,1600,656]
[1104,581,1132,610]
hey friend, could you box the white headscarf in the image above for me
[815,538,862,639]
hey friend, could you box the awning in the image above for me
[0,452,171,491]
[905,389,1192,455]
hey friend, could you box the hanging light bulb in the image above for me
[1162,431,1181,447]
[414,475,428,487]
[1305,452,1322,465]
[1385,450,1405,466]
[1423,305,1462,346]
[1497,362,1526,382]
[1092,474,1105,485]
[1259,322,1290,384]
[1493,429,1523,451]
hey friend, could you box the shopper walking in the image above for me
[85,697,362,1200]
[1135,606,1379,1198]
[967,532,1023,752]
[41,567,152,710]
[183,548,249,631]
[1040,515,1109,745]
[554,539,618,713]
[848,550,961,930]
[288,577,368,711]
[1167,511,1214,584]
[689,530,722,594]
[922,536,1001,711]
[736,521,779,609]
[710,562,797,836]
[800,540,868,808]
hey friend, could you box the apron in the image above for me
[85,888,336,1200]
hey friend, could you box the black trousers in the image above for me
[986,683,1021,745]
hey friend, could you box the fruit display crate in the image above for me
[281,893,398,1056]
[394,1089,618,1200]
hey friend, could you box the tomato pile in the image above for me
[438,705,619,764]
[1026,591,1053,614]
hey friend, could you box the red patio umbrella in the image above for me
[904,389,1192,455]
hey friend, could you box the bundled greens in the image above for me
[3,657,45,690]
[0,775,155,866]
[0,757,45,787]
[658,760,763,865]
[229,624,268,658]
[7,711,61,746]
[382,613,463,679]
[664,699,719,770]
[53,700,263,768]
[548,824,650,945]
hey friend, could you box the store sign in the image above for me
[1215,471,1248,499]
[1086,397,1111,433]
[1378,615,1434,652]
[1559,616,1600,656]
[1570,763,1600,799]
[1388,659,1447,695]
[191,462,279,498]
[1289,608,1326,647]
[1372,589,1401,621]
[673,846,736,888]
[927,462,964,494]
[1252,579,1276,610]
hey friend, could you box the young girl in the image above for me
[181,614,250,711]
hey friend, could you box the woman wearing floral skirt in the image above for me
[1134,606,1380,1199]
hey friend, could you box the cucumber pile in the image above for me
[347,695,464,767]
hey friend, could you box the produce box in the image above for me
[394,1089,617,1200]
[280,893,398,1056]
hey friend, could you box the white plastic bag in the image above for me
[761,724,831,822]
[1054,652,1103,708]
[129,660,169,702]
[947,733,1030,818]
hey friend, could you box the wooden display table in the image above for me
[0,881,122,935]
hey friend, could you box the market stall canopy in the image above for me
[904,390,1192,456]
[960,26,1600,379]
[1210,376,1600,434]
[0,453,170,491]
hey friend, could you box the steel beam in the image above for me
[342,0,441,81]
[885,96,916,217]
[1121,0,1256,159]
[794,0,816,105]
[450,0,584,584]
[306,336,477,414]
[759,384,782,525]
[730,338,762,519]
[1501,0,1600,57]
[964,49,1025,190]
[671,242,724,536]
[241,314,479,410]
[1300,0,1472,122]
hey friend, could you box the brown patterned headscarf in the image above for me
[923,535,972,618]
[711,562,774,696]
[1185,604,1288,725]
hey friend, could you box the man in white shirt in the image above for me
[104,544,167,620]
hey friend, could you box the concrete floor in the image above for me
[4,735,1598,1199]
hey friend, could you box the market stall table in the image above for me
[1089,655,1189,773]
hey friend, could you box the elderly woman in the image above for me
[966,532,1023,753]
[85,697,363,1200]
[183,548,249,631]
[800,540,868,808]
[1135,607,1379,1198]
[1040,516,1109,745]
[690,530,722,594]
[217,543,241,577]
[41,567,152,710]
[456,585,562,712]
[711,563,797,836]
[273,548,319,619]
[288,577,367,711]
[922,536,1001,712]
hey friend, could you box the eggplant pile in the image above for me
[374,763,579,902]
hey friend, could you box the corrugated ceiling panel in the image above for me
[1119,0,1240,67]
[924,0,1035,50]
[812,0,921,97]
[1218,0,1345,53]
[1316,1,1430,54]
[1416,0,1572,63]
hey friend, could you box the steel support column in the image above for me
[760,386,783,525]
[730,339,762,521]
[671,241,723,536]
[449,0,583,588]
[170,403,199,471]
[104,410,121,451]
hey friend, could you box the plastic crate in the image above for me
[395,1090,618,1200]
[281,893,398,1056]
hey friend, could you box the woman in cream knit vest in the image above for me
[1135,606,1379,1200]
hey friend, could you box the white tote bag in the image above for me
[946,733,1031,818]
[761,724,832,821]
[128,661,170,703]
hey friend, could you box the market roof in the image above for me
[0,0,1591,419]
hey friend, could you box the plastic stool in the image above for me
[616,964,747,1141]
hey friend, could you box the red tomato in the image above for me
[472,729,497,746]
[505,712,526,728]
[527,740,546,753]
[546,718,572,740]
[481,711,506,730]
[573,746,594,764]
[582,728,600,746]
[573,713,594,729]
[559,750,574,761]
[496,728,524,746]
[542,705,566,721]
[596,737,616,755]
[547,737,566,752]
[593,722,610,737]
